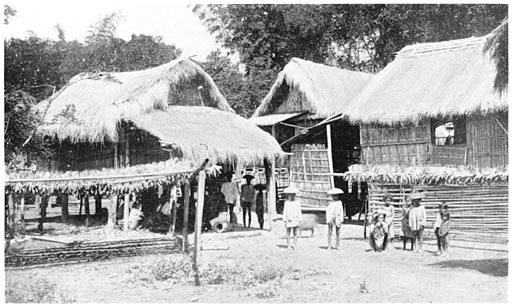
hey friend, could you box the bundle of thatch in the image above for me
[344,164,508,185]
[341,34,508,125]
[252,57,374,119]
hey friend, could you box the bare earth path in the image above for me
[5,222,508,303]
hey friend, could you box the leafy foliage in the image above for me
[194,4,507,73]
[5,276,76,303]
[483,19,508,95]
[4,4,16,25]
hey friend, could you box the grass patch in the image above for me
[5,276,76,303]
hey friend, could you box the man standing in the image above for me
[240,174,256,228]
[221,172,239,223]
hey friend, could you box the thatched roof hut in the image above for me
[340,35,508,125]
[37,57,233,143]
[35,57,283,165]
[130,106,284,164]
[251,57,374,122]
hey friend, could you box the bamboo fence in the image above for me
[368,182,508,243]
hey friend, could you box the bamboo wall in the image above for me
[289,144,332,209]
[368,182,508,244]
[466,113,508,169]
[360,121,431,165]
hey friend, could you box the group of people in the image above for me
[281,186,345,250]
[220,172,266,229]
[281,185,452,256]
[369,192,451,256]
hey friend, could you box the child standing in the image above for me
[326,188,344,250]
[408,192,427,253]
[434,203,451,256]
[381,194,395,243]
[282,187,302,250]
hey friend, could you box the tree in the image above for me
[483,18,508,95]
[194,4,507,73]
[4,4,16,25]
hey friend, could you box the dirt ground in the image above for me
[4,216,508,304]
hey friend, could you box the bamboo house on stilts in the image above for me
[5,57,284,266]
[328,23,508,243]
[250,58,373,220]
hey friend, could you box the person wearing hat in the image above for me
[326,188,344,250]
[380,193,396,244]
[253,184,267,229]
[282,187,302,250]
[369,210,389,252]
[240,174,256,228]
[221,172,239,224]
[408,192,427,253]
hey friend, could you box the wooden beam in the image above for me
[169,185,177,236]
[106,195,117,233]
[183,159,210,252]
[193,170,206,269]
[123,193,130,232]
[84,194,90,228]
[326,124,335,188]
[38,194,48,233]
[125,127,130,167]
[61,193,69,223]
[7,193,15,239]
[94,191,102,218]
[113,142,119,169]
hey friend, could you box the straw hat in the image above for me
[282,187,299,195]
[327,188,344,195]
[242,174,254,180]
[410,192,425,200]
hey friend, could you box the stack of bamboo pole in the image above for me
[6,237,179,268]
[368,183,508,243]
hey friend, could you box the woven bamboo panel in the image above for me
[290,144,332,209]
[368,183,508,243]
[467,113,508,169]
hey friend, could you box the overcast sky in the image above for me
[3,0,221,61]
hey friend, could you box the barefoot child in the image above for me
[408,192,427,253]
[282,187,302,250]
[326,188,344,249]
[369,210,389,252]
[438,204,451,256]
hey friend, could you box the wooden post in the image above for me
[194,171,206,262]
[106,194,117,233]
[95,191,102,218]
[38,194,48,233]
[125,127,130,167]
[84,194,90,228]
[326,124,335,188]
[182,181,191,251]
[124,193,130,232]
[61,193,69,223]
[264,157,276,231]
[7,193,15,239]
[78,194,83,218]
[113,142,119,169]
[168,185,178,236]
[20,195,25,225]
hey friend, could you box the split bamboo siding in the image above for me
[466,113,508,168]
[368,183,508,243]
[289,144,332,209]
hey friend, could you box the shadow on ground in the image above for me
[429,258,508,277]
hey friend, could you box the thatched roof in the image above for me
[36,57,233,143]
[341,35,508,125]
[130,106,284,165]
[251,57,374,120]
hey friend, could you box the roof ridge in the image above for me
[397,36,487,58]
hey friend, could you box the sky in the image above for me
[3,0,222,61]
